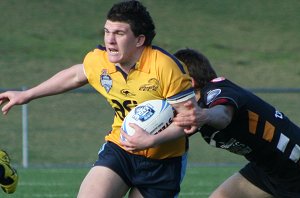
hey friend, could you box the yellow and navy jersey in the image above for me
[83,45,194,159]
[198,77,300,170]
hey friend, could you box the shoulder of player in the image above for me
[85,45,107,59]
[149,46,186,71]
[201,78,242,107]
[83,46,115,72]
[207,77,244,92]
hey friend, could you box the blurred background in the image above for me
[1,0,300,168]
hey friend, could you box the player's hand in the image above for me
[0,91,29,115]
[120,123,155,152]
[173,100,206,134]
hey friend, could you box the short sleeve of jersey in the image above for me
[150,46,195,104]
[201,78,248,110]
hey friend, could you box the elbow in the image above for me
[221,115,232,129]
[218,106,234,129]
[211,105,234,130]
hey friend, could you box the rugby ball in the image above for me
[121,99,174,140]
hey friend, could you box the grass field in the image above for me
[2,165,241,198]
[0,0,300,197]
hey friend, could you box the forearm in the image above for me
[202,105,233,129]
[25,64,87,101]
[150,122,186,147]
[173,104,233,132]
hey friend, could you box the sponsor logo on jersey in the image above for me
[204,131,252,155]
[219,138,252,155]
[120,89,136,97]
[206,89,221,105]
[100,69,112,93]
[139,78,159,91]
[275,110,283,119]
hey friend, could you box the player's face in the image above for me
[104,20,140,67]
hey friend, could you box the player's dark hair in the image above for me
[174,48,217,90]
[107,0,156,46]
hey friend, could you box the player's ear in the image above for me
[191,78,196,88]
[136,35,145,47]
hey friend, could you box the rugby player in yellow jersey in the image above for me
[0,1,199,198]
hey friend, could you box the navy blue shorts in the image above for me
[240,162,300,198]
[94,141,187,198]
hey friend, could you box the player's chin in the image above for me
[108,55,121,63]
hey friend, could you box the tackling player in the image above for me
[173,48,300,198]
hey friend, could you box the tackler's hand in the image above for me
[173,100,205,135]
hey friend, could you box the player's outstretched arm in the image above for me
[0,64,87,115]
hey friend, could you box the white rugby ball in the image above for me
[121,99,174,140]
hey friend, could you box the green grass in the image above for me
[4,168,86,198]
[1,0,299,166]
[0,0,300,197]
[3,165,241,198]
